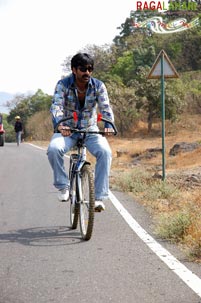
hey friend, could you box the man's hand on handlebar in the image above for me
[58,125,71,137]
[55,116,117,137]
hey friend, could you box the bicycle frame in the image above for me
[72,134,89,204]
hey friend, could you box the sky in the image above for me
[0,0,134,96]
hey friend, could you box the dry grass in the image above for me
[108,114,201,173]
[107,114,201,261]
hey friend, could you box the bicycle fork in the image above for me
[76,146,88,204]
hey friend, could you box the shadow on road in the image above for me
[0,226,83,246]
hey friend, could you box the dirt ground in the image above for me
[108,114,201,191]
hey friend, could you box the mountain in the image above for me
[0,92,14,114]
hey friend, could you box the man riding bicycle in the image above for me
[47,53,115,211]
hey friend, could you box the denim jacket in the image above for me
[50,74,114,130]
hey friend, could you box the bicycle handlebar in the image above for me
[54,115,118,136]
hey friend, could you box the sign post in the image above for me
[148,50,179,180]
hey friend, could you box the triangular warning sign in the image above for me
[148,50,179,79]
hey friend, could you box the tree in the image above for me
[26,110,52,140]
[61,44,119,80]
[111,50,134,85]
[81,44,117,78]
[1,113,15,142]
[7,90,52,138]
[132,67,185,132]
[113,17,134,48]
[133,46,156,71]
[105,77,139,135]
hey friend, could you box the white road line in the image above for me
[28,143,201,298]
[109,191,201,298]
[27,143,46,150]
[27,143,70,158]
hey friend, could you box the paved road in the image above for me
[0,143,201,303]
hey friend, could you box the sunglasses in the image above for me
[78,66,93,72]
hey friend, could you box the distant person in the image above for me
[14,116,23,146]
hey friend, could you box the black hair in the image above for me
[71,53,94,69]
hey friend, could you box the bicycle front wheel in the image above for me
[79,164,95,240]
[70,176,79,229]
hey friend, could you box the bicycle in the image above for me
[55,114,117,240]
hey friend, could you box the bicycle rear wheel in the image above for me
[69,175,79,229]
[79,164,95,240]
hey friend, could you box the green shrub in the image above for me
[155,211,191,242]
[115,167,151,194]
[145,181,179,202]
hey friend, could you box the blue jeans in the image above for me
[47,133,112,200]
[16,131,22,145]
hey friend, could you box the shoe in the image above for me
[94,200,105,212]
[58,188,69,202]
